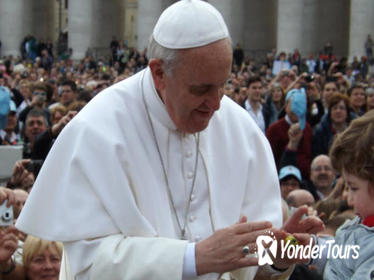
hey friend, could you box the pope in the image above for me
[16,1,322,279]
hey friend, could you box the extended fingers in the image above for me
[299,217,324,234]
[236,255,259,268]
[234,221,272,234]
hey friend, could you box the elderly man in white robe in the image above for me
[16,1,323,279]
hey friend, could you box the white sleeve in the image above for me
[63,234,189,280]
[183,242,197,279]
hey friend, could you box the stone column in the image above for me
[125,0,137,47]
[349,0,374,60]
[276,0,304,55]
[91,0,123,49]
[31,0,56,42]
[243,0,277,58]
[22,0,33,38]
[230,1,244,46]
[68,0,92,60]
[316,0,350,58]
[0,0,24,56]
[136,0,165,52]
[300,0,319,57]
[209,0,244,45]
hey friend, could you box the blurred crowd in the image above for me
[0,35,373,279]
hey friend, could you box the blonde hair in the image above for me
[329,110,374,185]
[66,101,87,112]
[22,235,63,269]
[50,105,67,118]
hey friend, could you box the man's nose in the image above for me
[206,88,222,111]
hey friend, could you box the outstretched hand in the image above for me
[195,216,272,275]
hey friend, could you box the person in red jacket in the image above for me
[266,88,313,180]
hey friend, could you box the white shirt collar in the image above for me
[285,114,294,126]
[0,130,17,143]
[244,99,262,112]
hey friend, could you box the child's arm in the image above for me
[308,235,334,275]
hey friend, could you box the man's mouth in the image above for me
[195,109,212,118]
[317,175,328,180]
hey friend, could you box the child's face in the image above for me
[344,171,374,220]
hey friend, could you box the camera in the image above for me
[0,200,13,227]
[26,159,43,174]
[305,75,315,83]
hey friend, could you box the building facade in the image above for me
[0,0,373,61]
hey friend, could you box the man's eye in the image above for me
[190,86,210,95]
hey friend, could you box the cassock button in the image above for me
[187,172,194,179]
[194,235,202,242]
[189,215,195,222]
[190,194,195,201]
[185,151,193,158]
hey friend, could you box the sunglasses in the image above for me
[33,91,47,96]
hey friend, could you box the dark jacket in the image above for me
[312,114,333,157]
[263,96,282,131]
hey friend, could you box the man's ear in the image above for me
[149,59,166,91]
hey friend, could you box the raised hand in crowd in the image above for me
[6,160,35,191]
[0,226,18,266]
[0,227,26,279]
[287,123,303,151]
[0,187,16,208]
[50,110,77,137]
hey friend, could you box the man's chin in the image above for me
[181,120,210,134]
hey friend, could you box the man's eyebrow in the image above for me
[189,83,213,90]
[189,75,231,89]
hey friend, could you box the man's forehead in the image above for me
[325,83,337,89]
[313,159,332,168]
[27,116,44,122]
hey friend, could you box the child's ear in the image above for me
[368,184,374,198]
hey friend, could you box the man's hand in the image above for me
[287,123,303,151]
[195,217,272,275]
[30,94,43,107]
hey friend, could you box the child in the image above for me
[323,110,374,279]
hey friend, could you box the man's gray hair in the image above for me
[26,108,48,127]
[147,35,178,75]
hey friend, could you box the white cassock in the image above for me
[16,67,283,280]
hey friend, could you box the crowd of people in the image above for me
[0,15,374,278]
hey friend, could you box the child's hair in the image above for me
[329,110,374,185]
[314,198,346,223]
[325,212,356,235]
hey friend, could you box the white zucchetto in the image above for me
[152,0,230,49]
